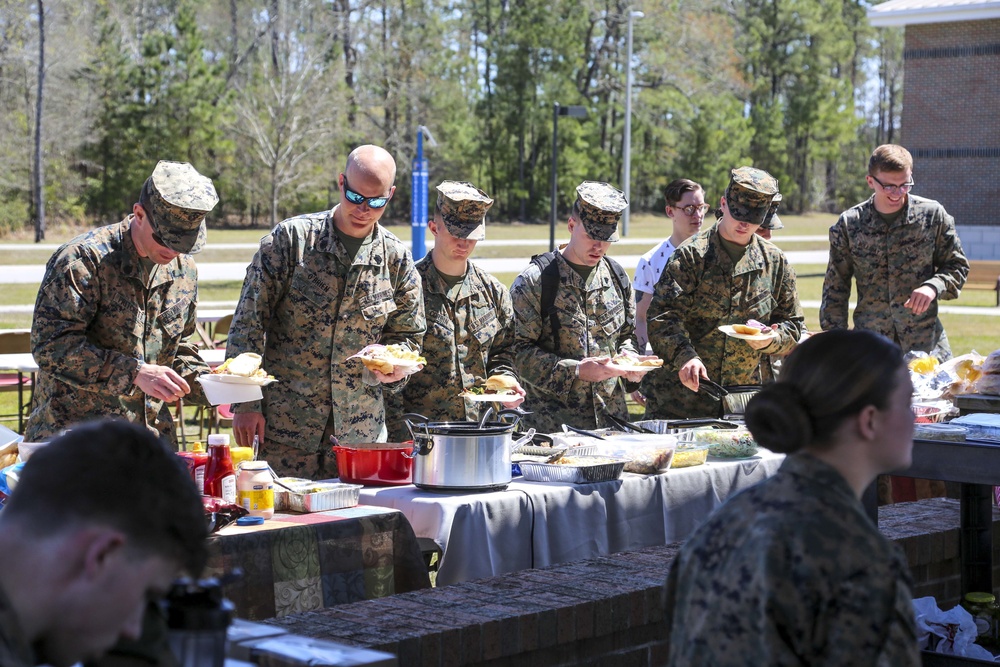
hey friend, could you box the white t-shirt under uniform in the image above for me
[632,238,677,296]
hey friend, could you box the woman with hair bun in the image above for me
[663,329,919,666]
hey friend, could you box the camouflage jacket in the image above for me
[26,218,210,444]
[644,224,803,419]
[664,453,920,666]
[0,581,34,667]
[227,212,425,450]
[387,256,517,441]
[510,252,637,434]
[820,194,968,360]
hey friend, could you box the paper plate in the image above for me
[203,373,277,386]
[609,364,660,373]
[459,392,520,402]
[718,325,778,341]
[360,356,422,369]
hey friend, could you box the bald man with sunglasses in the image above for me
[227,145,425,479]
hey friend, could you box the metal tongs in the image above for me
[698,377,730,401]
[603,412,655,434]
[560,423,606,440]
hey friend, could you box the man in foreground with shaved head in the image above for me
[227,145,425,478]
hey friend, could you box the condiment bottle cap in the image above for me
[207,434,230,446]
[236,516,264,526]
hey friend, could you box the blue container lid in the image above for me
[236,516,265,526]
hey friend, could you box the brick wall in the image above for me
[260,499,1000,667]
[899,19,1000,249]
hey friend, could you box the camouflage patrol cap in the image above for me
[435,181,494,240]
[139,161,219,254]
[725,167,782,227]
[572,181,628,242]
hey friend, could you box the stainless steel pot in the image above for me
[404,410,532,492]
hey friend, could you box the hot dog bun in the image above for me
[731,324,761,335]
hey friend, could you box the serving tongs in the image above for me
[698,377,729,401]
[603,412,655,434]
[561,423,606,440]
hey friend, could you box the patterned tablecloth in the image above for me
[205,505,431,620]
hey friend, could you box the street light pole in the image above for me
[550,103,560,253]
[621,9,643,238]
[549,104,588,252]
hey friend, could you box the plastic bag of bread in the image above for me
[973,350,1000,396]
[936,351,986,398]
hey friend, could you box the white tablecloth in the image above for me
[358,449,785,585]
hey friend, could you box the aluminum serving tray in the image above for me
[275,480,363,512]
[519,456,628,484]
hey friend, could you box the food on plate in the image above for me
[359,344,426,374]
[462,374,519,397]
[732,319,773,336]
[611,352,664,367]
[212,352,271,380]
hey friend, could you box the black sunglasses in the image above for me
[342,176,390,209]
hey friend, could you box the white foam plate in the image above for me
[608,364,662,373]
[460,392,520,402]
[718,325,778,341]
[202,373,277,386]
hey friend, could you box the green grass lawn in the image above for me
[2,209,998,435]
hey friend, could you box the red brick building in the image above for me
[868,0,1000,259]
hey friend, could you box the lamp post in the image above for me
[621,9,643,238]
[550,103,588,252]
[410,125,437,260]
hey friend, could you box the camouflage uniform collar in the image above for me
[121,216,181,287]
[417,254,480,301]
[324,211,386,266]
[708,222,767,277]
[864,194,912,230]
[555,250,616,291]
[783,452,857,503]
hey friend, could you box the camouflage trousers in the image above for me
[259,440,339,480]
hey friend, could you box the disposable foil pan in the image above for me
[519,456,628,484]
[275,481,362,512]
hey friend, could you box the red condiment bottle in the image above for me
[177,442,210,492]
[203,435,236,504]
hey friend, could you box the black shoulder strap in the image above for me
[529,251,562,352]
[603,257,635,330]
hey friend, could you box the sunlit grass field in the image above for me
[2,210,998,436]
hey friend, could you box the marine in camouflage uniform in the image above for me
[821,196,968,361]
[663,453,920,666]
[0,582,34,667]
[227,146,424,477]
[511,182,640,434]
[386,181,520,441]
[645,168,803,419]
[26,161,217,444]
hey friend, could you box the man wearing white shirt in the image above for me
[632,179,708,406]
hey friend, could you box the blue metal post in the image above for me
[411,130,428,260]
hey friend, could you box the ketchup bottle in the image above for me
[204,435,236,504]
[177,442,210,493]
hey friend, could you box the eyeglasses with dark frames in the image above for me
[672,203,711,217]
[342,176,390,209]
[870,174,914,196]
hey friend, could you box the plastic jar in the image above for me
[204,435,236,504]
[236,461,274,519]
[961,592,999,648]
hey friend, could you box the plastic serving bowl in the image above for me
[331,443,414,486]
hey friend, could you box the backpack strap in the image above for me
[529,251,562,354]
[603,256,635,332]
